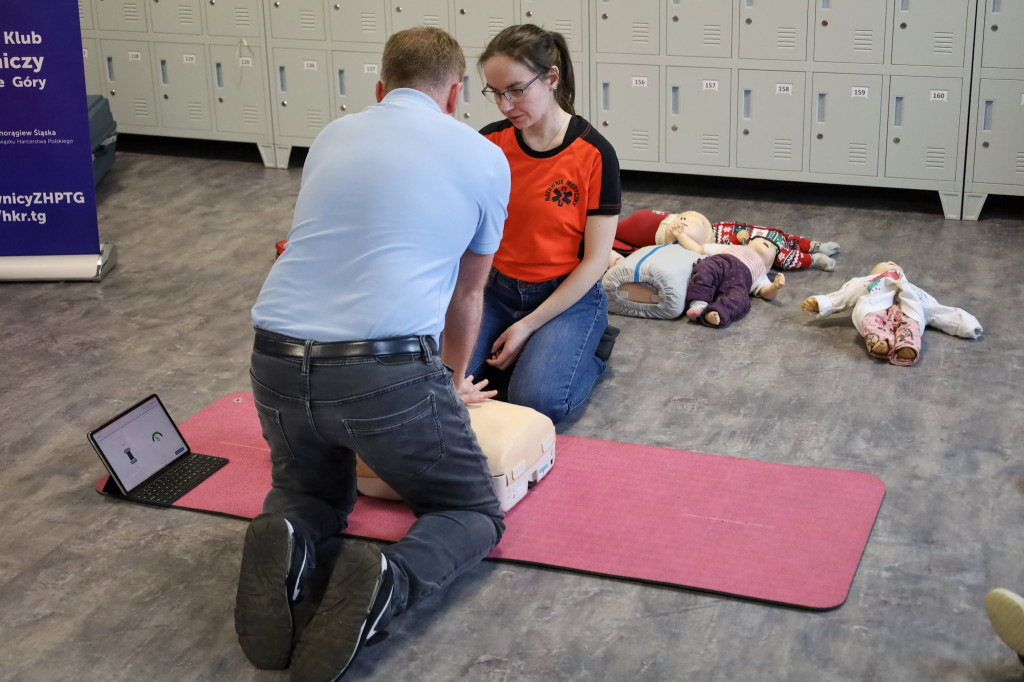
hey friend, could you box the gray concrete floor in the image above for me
[2,136,1023,682]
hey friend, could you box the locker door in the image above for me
[458,60,500,130]
[454,0,514,49]
[273,48,330,139]
[268,0,326,41]
[100,40,158,127]
[971,79,1024,187]
[329,0,387,43]
[736,70,805,171]
[210,43,269,135]
[155,43,212,130]
[665,66,731,167]
[521,0,584,54]
[885,76,962,181]
[96,0,149,31]
[150,0,204,35]
[205,0,262,38]
[813,0,886,64]
[330,51,383,120]
[82,38,103,95]
[595,0,660,56]
[79,0,95,30]
[666,0,733,59]
[891,0,969,67]
[809,73,881,176]
[738,0,808,61]
[389,0,450,33]
[980,0,1024,69]
[595,63,660,162]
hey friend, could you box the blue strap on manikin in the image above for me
[632,243,674,282]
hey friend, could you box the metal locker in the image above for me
[971,79,1024,187]
[809,73,881,176]
[328,0,387,44]
[95,0,149,32]
[389,0,450,33]
[595,63,659,162]
[891,0,969,67]
[210,43,269,135]
[79,0,95,30]
[458,59,500,130]
[150,0,204,35]
[665,66,731,167]
[980,0,1024,69]
[884,75,963,181]
[330,51,383,120]
[738,0,808,61]
[812,0,885,64]
[82,38,103,95]
[100,39,158,127]
[155,42,212,130]
[273,48,330,139]
[595,0,660,56]
[454,0,514,49]
[205,0,262,38]
[736,69,805,171]
[268,0,326,41]
[521,0,584,54]
[665,0,733,59]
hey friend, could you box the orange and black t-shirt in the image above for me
[481,115,621,283]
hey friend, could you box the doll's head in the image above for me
[870,261,904,277]
[748,236,781,270]
[658,210,711,245]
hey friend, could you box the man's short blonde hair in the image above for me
[381,27,465,93]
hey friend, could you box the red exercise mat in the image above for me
[96,392,885,609]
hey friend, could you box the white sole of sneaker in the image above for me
[986,588,1024,656]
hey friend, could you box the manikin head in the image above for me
[870,261,904,277]
[747,236,781,271]
[662,210,712,245]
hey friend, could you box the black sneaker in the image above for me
[235,513,316,670]
[595,324,620,362]
[291,541,394,682]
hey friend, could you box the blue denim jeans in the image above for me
[249,329,505,616]
[467,269,609,423]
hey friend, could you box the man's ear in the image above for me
[375,80,385,103]
[443,80,463,115]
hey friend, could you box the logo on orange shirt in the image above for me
[544,178,579,208]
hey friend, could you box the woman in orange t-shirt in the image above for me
[468,24,621,423]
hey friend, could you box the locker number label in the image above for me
[364,63,378,75]
[632,77,648,88]
[851,87,869,98]
[929,90,949,102]
[776,83,793,95]
[239,56,253,68]
[128,51,142,62]
[702,80,719,92]
[303,60,318,71]
[182,54,197,65]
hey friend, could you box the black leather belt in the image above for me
[254,333,435,359]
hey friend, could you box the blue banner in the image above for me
[0,0,100,258]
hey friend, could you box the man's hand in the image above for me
[455,375,497,405]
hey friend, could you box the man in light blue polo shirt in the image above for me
[236,27,511,682]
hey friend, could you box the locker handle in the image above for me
[279,65,286,92]
[462,75,470,103]
[991,0,1000,11]
[982,100,993,132]
[899,0,908,11]
[601,82,610,111]
[821,0,830,8]
[670,86,679,116]
[160,59,168,86]
[215,62,223,88]
[892,96,903,127]
[337,69,346,96]
[742,89,751,119]
[106,56,115,81]
[816,93,826,123]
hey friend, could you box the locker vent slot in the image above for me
[241,106,260,126]
[187,101,204,121]
[360,12,378,33]
[133,98,150,118]
[123,3,141,25]
[307,110,324,130]
[776,27,798,51]
[632,22,651,45]
[847,143,869,165]
[703,24,722,47]
[79,0,85,19]
[933,32,954,55]
[234,7,252,28]
[299,10,317,31]
[632,130,650,151]
[554,21,573,42]
[701,135,721,156]
[487,18,505,39]
[853,30,873,52]
[925,147,946,169]
[178,4,195,26]
[773,139,793,160]
[422,14,442,28]
[1016,153,1024,174]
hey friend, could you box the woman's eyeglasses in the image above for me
[481,74,543,103]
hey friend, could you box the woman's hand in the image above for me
[486,321,533,370]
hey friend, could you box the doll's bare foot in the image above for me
[870,339,890,357]
[896,347,918,362]
[705,311,721,326]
